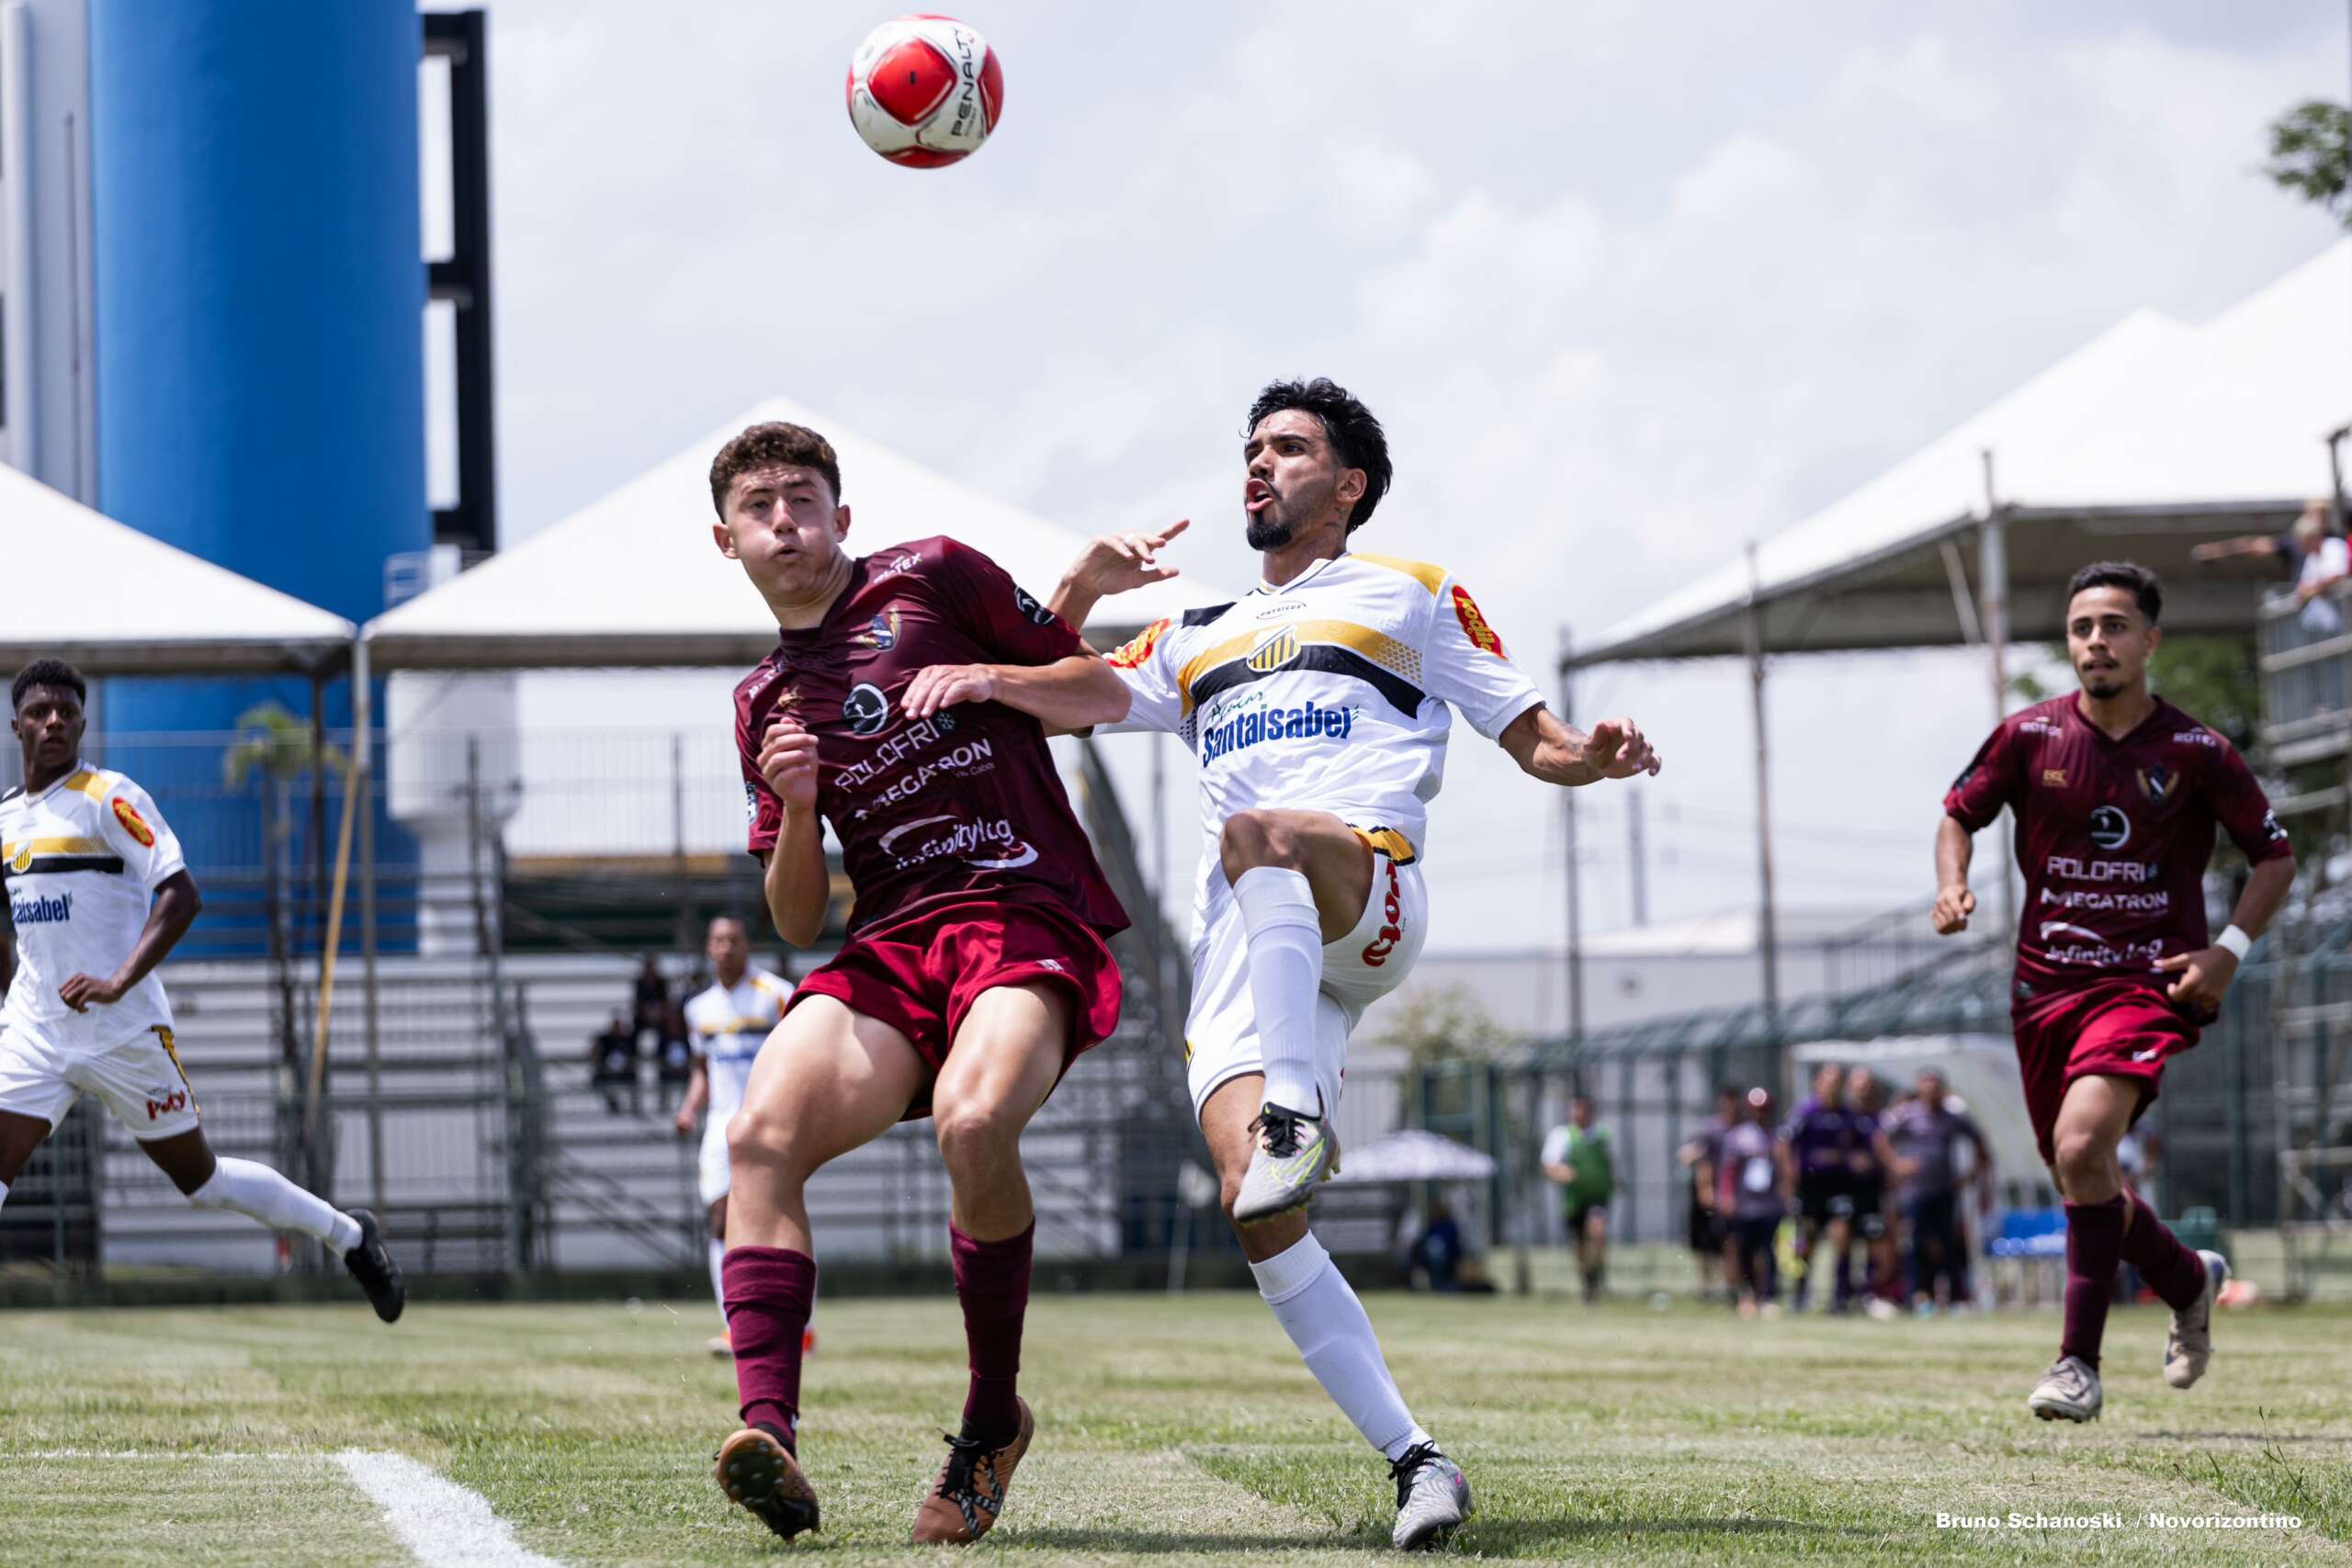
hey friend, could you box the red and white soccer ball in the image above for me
[845,15,1004,168]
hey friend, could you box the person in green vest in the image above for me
[1542,1094,1616,1302]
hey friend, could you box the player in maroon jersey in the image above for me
[1934,561,2294,1423]
[701,422,1134,1544]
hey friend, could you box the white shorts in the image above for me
[1183,828,1429,1119]
[0,1017,200,1140]
[697,1118,732,1207]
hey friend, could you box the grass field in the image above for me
[1,1290,2347,1566]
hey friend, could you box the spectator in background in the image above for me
[1679,1085,1739,1302]
[592,1010,640,1115]
[1542,1095,1615,1302]
[632,953,671,1055]
[1414,1200,1464,1292]
[1780,1063,1862,1313]
[1883,1068,1994,1314]
[2191,498,2348,636]
[1719,1087,1786,1318]
[1845,1067,1904,1320]
[657,995,695,1111]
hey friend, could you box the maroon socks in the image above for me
[951,1221,1035,1449]
[724,1246,816,1447]
[2120,1184,2209,1311]
[2060,1196,2126,1368]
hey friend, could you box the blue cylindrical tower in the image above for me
[88,0,426,736]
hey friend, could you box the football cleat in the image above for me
[342,1209,405,1324]
[706,1334,734,1359]
[1231,1104,1340,1225]
[1389,1442,1472,1551]
[716,1425,820,1540]
[2164,1250,2230,1390]
[911,1397,1033,1544]
[2028,1355,2102,1423]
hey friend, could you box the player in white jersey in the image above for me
[0,660,404,1319]
[673,913,790,1353]
[1023,378,1660,1548]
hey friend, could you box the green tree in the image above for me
[2264,100,2352,228]
[1372,980,1524,1068]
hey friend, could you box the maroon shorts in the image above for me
[786,896,1124,1121]
[2010,978,2199,1165]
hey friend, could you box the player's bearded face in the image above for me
[2066,587,2155,700]
[1243,410,1357,551]
[717,465,850,602]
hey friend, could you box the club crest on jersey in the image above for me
[1109,618,1169,671]
[852,610,900,650]
[2089,805,2132,851]
[842,682,891,738]
[1451,584,1505,657]
[2042,768,2068,788]
[1245,626,1300,674]
[2137,764,2174,804]
[6,841,28,874]
[111,796,155,848]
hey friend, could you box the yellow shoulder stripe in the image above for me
[1351,553,1447,596]
[62,771,110,801]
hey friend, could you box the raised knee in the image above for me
[933,1102,1018,1171]
[727,1106,810,1177]
[1219,809,1297,874]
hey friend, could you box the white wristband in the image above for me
[2215,925,2253,961]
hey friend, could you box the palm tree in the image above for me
[223,703,350,1197]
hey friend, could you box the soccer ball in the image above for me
[845,15,1004,168]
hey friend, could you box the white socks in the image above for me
[1250,1231,1431,1461]
[1234,866,1326,1116]
[708,1237,728,1321]
[189,1156,362,1252]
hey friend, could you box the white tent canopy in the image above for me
[0,463,355,675]
[365,397,1235,671]
[1574,242,2352,668]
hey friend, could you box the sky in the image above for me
[426,0,2348,953]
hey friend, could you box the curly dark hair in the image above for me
[1243,378,1393,533]
[708,422,843,518]
[2066,560,2162,624]
[11,658,85,714]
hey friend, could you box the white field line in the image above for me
[333,1450,563,1568]
[6,1449,300,1460]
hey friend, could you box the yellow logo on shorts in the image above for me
[1245,626,1300,674]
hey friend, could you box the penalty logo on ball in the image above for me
[846,15,1005,168]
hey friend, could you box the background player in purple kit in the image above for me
[1779,1063,1861,1313]
[702,422,1133,1544]
[1935,560,2295,1422]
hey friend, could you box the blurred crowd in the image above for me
[587,953,707,1115]
[1679,1064,1996,1318]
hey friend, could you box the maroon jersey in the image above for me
[1943,695,2289,995]
[733,536,1128,938]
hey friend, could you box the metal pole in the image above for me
[1980,453,2017,944]
[355,640,385,1214]
[1627,789,1648,928]
[306,674,329,1199]
[1558,630,1586,1043]
[1743,547,1781,1034]
[1151,731,1168,1011]
[671,731,689,951]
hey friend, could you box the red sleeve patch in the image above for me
[1108,618,1170,670]
[1451,585,1505,657]
[111,796,156,848]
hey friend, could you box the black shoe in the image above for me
[342,1209,405,1324]
[717,1425,821,1540]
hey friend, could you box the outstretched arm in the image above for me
[901,654,1132,731]
[1048,520,1191,630]
[59,871,200,1011]
[1931,816,1975,934]
[2188,536,2283,564]
[1497,705,1660,786]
